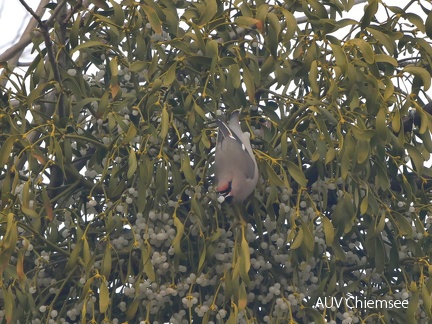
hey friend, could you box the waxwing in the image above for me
[214,110,258,202]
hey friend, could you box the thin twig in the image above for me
[64,0,84,23]
[0,0,49,87]
[18,0,62,84]
[46,0,68,26]
[0,0,90,64]
[18,0,45,25]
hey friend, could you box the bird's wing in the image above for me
[216,119,256,179]
[215,119,243,146]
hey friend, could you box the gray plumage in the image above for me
[214,110,258,202]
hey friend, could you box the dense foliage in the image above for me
[1,0,432,323]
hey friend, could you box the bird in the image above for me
[214,109,258,203]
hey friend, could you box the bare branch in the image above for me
[18,0,45,26]
[19,0,63,84]
[0,0,92,65]
[0,0,49,87]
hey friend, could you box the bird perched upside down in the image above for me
[214,110,258,203]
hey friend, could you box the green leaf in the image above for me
[201,129,211,149]
[331,240,347,261]
[404,13,425,33]
[309,60,319,94]
[290,227,303,250]
[325,147,336,164]
[164,61,177,85]
[160,105,169,140]
[376,108,388,141]
[265,162,285,187]
[197,0,217,26]
[172,213,185,256]
[235,16,260,28]
[375,161,390,190]
[426,11,432,39]
[21,182,39,218]
[420,130,432,154]
[170,161,183,197]
[0,136,17,167]
[114,0,129,25]
[308,308,325,324]
[228,63,241,89]
[374,54,398,66]
[206,39,218,58]
[65,240,83,272]
[90,0,109,9]
[124,123,137,144]
[155,162,168,198]
[260,56,276,78]
[280,7,297,41]
[261,104,281,126]
[226,307,237,324]
[4,286,13,323]
[407,288,420,321]
[374,237,385,273]
[240,226,251,284]
[361,0,378,29]
[198,243,206,271]
[392,108,401,133]
[322,217,335,246]
[302,223,314,252]
[302,0,327,19]
[142,5,162,34]
[242,64,255,102]
[181,153,197,186]
[391,212,413,238]
[101,243,112,278]
[142,244,156,281]
[286,161,307,187]
[70,40,110,55]
[83,237,91,265]
[99,280,109,313]
[422,283,432,318]
[4,213,15,249]
[416,105,428,135]
[374,212,386,236]
[346,38,375,64]
[193,102,206,119]
[367,27,395,54]
[238,281,247,310]
[191,195,204,220]
[165,39,191,54]
[70,14,81,48]
[126,299,140,320]
[127,149,137,179]
[41,187,53,222]
[382,76,395,100]
[340,146,354,180]
[129,60,147,72]
[402,66,431,91]
[356,139,370,164]
[267,12,281,56]
[405,143,424,175]
[330,43,347,73]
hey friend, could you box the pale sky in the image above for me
[0,0,40,61]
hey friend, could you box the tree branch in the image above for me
[0,0,92,65]
[0,0,49,87]
[18,0,62,84]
